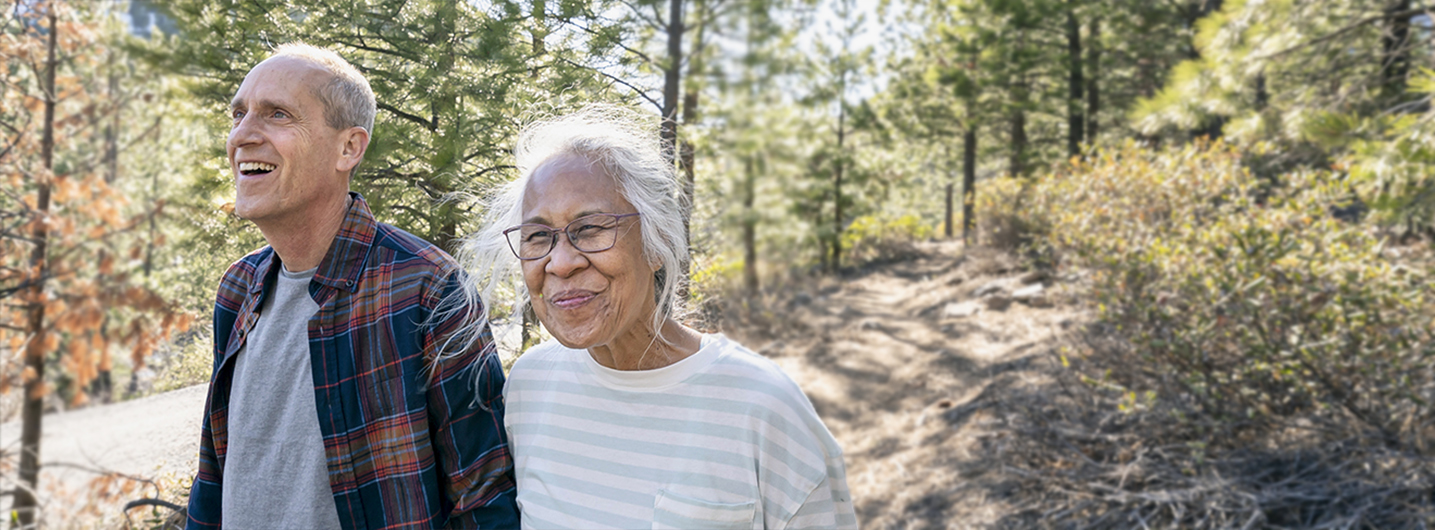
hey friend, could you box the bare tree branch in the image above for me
[1258,6,1435,60]
[559,18,658,67]
[615,0,667,33]
[558,57,663,111]
[377,102,438,132]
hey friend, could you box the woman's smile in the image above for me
[548,289,597,309]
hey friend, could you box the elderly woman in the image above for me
[448,107,857,529]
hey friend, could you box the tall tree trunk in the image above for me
[1085,17,1100,142]
[742,155,758,294]
[962,126,977,246]
[943,143,953,239]
[660,0,684,166]
[678,0,706,300]
[1066,4,1084,159]
[104,53,119,184]
[1382,0,1412,103]
[144,162,159,278]
[530,0,546,78]
[1254,71,1269,111]
[944,178,954,239]
[98,51,120,401]
[832,98,845,272]
[812,155,829,270]
[521,304,537,350]
[1009,83,1027,178]
[16,8,59,527]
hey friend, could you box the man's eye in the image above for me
[272,110,289,119]
[231,110,245,121]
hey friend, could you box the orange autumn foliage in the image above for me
[0,2,189,407]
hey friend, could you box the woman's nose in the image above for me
[544,233,589,277]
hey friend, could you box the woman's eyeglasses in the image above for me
[503,213,641,260]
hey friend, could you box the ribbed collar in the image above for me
[583,334,724,391]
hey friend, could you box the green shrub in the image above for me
[1014,140,1435,450]
[839,213,935,264]
[976,177,1045,252]
[150,330,212,394]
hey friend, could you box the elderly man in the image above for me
[185,43,519,529]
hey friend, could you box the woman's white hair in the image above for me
[434,105,689,365]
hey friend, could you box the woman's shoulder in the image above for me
[705,335,798,383]
[703,336,827,417]
[702,334,846,459]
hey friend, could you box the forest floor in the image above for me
[0,384,205,529]
[9,240,1085,529]
[712,240,1087,529]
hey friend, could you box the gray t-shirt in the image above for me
[221,265,341,530]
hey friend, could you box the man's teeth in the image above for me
[238,162,276,173]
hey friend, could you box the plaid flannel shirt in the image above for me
[187,194,519,529]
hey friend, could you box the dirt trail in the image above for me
[719,241,1082,529]
[0,383,205,528]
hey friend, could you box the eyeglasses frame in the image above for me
[502,212,642,261]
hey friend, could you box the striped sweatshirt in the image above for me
[504,333,858,529]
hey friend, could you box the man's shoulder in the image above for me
[219,247,273,289]
[370,221,458,275]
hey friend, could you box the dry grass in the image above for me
[703,241,1435,529]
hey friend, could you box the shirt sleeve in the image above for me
[425,272,521,529]
[784,456,859,530]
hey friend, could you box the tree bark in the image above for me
[742,155,758,294]
[1085,17,1100,143]
[832,97,845,272]
[811,155,829,270]
[1066,4,1084,159]
[962,126,977,246]
[16,8,59,527]
[1009,84,1027,178]
[678,0,706,300]
[660,0,684,166]
[943,142,954,239]
[530,0,546,78]
[104,52,119,184]
[1254,71,1269,111]
[521,304,537,350]
[944,182,954,239]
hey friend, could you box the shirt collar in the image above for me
[247,192,376,294]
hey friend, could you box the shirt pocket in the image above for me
[652,489,755,530]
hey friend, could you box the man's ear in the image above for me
[336,126,371,174]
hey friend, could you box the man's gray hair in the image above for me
[269,43,376,137]
[435,105,690,361]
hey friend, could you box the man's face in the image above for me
[227,57,350,225]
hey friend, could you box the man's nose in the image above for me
[228,113,261,149]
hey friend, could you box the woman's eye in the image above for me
[524,231,552,242]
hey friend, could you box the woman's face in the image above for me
[520,154,657,350]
